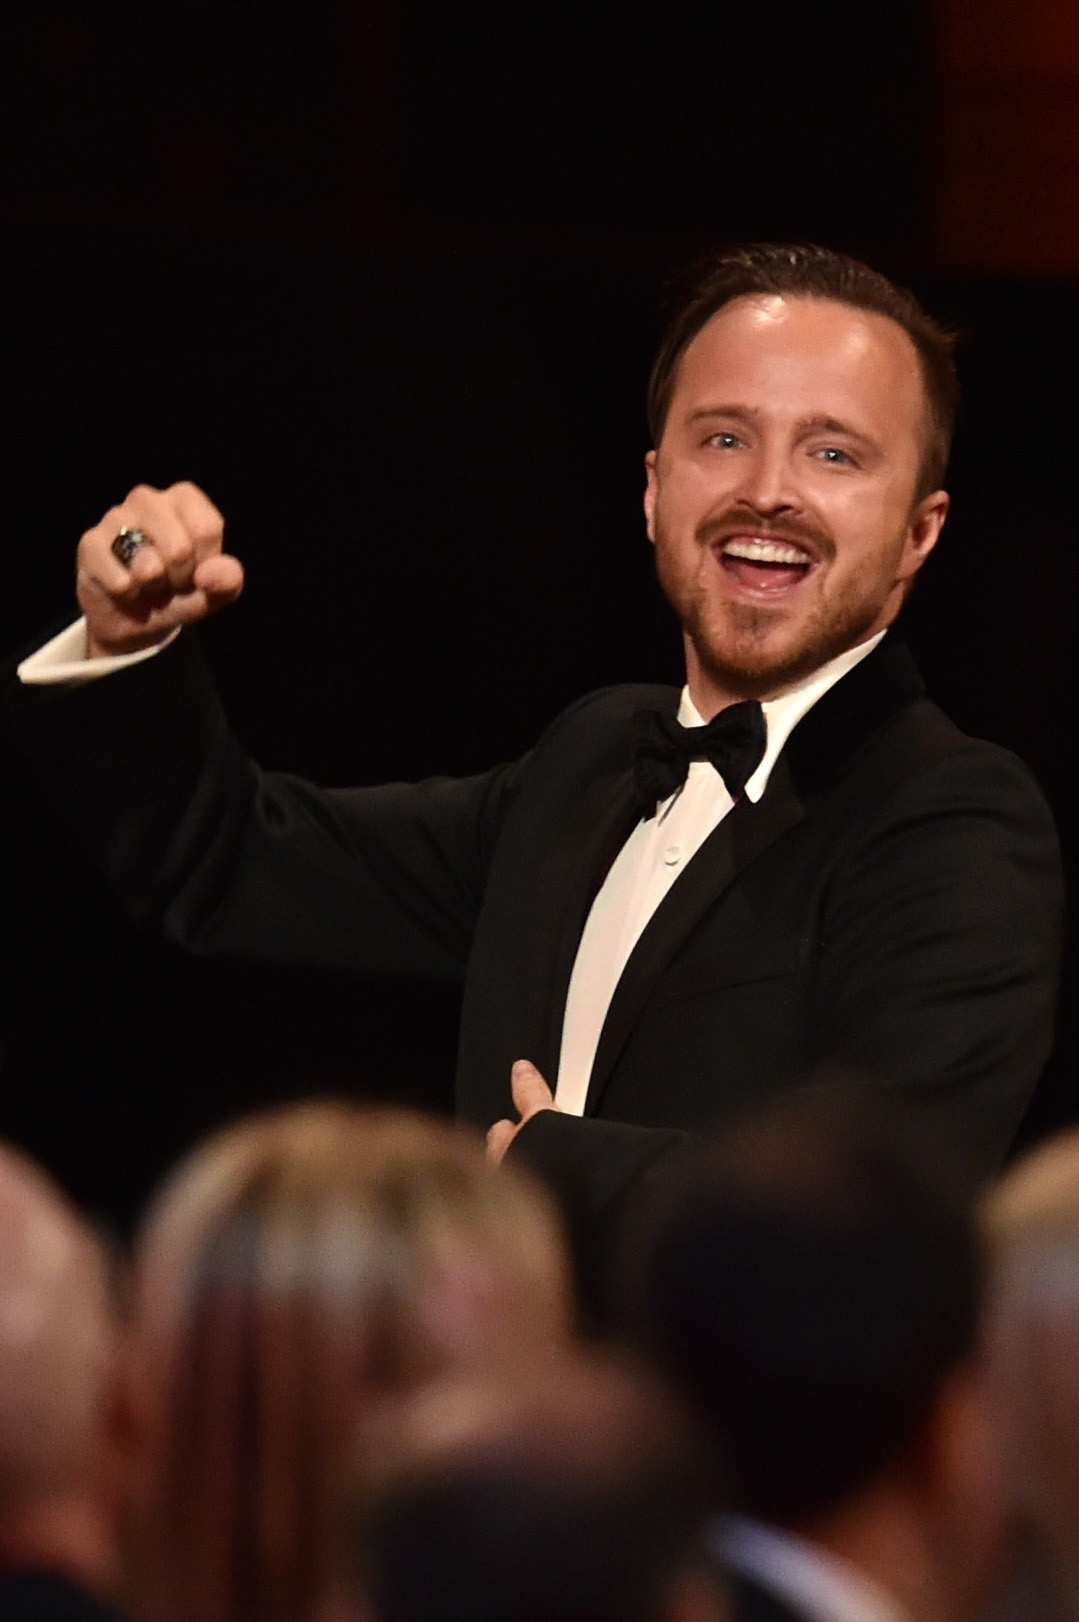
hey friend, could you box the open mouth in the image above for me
[718,535,815,593]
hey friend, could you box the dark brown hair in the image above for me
[626,1090,983,1526]
[647,242,959,498]
[344,1353,724,1622]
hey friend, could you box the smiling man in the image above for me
[7,244,1063,1260]
[645,290,948,707]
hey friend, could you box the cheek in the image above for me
[651,476,712,550]
[857,468,918,523]
[822,484,914,563]
[656,454,736,510]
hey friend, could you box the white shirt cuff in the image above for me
[16,618,179,685]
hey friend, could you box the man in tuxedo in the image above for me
[625,1091,1006,1622]
[9,243,1062,1240]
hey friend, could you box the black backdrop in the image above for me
[0,1,1075,1227]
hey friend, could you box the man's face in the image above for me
[644,294,949,711]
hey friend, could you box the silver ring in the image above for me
[111,527,152,567]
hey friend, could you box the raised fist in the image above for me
[76,481,244,658]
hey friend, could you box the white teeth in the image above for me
[722,537,810,565]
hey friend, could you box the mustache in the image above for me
[697,507,836,562]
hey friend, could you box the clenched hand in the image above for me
[76,481,244,658]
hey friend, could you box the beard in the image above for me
[653,508,896,701]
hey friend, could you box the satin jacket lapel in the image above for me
[584,755,805,1113]
[582,635,926,1114]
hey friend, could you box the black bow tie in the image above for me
[631,700,767,816]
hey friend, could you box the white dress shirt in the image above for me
[17,617,179,684]
[712,1515,910,1622]
[553,632,885,1114]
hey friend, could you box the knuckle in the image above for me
[82,508,121,549]
[175,478,221,519]
[154,528,191,564]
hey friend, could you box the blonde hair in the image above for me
[123,1103,570,1622]
[983,1131,1079,1619]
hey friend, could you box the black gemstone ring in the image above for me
[111,527,152,567]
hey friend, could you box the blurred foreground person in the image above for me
[116,1103,570,1622]
[982,1130,1079,1622]
[0,1143,121,1621]
[625,1094,1004,1622]
[338,1352,727,1622]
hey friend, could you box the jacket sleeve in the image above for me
[4,629,522,982]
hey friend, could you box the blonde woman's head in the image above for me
[121,1102,570,1622]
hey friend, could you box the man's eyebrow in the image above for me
[794,413,876,443]
[684,404,760,425]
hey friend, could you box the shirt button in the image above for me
[663,845,682,866]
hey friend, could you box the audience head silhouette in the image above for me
[0,1140,118,1606]
[340,1351,726,1622]
[625,1092,1002,1622]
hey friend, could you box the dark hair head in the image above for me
[647,242,959,499]
[624,1091,983,1527]
[344,1352,725,1622]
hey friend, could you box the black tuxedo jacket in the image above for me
[5,631,1063,1225]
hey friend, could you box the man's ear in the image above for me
[897,488,949,585]
[644,449,658,545]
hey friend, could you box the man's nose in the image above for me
[733,445,801,514]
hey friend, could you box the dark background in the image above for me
[0,1,1074,1227]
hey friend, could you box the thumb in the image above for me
[511,1059,554,1116]
[193,552,245,603]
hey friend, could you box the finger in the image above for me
[78,507,159,599]
[167,481,226,562]
[153,586,238,627]
[486,1119,518,1165]
[107,584,235,636]
[510,1059,554,1118]
[192,553,244,603]
[125,539,168,590]
[122,486,200,592]
[85,488,195,595]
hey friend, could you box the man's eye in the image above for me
[707,431,741,449]
[816,446,853,465]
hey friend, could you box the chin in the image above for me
[694,610,880,701]
[699,648,822,702]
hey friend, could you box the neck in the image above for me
[0,1492,118,1595]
